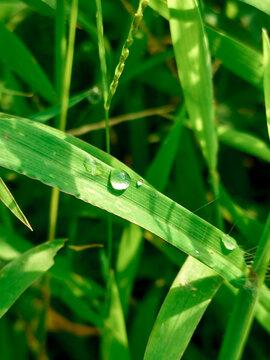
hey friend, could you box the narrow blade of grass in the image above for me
[0,177,32,230]
[168,0,217,170]
[0,21,55,103]
[0,114,248,284]
[116,109,184,315]
[217,125,270,163]
[219,214,270,360]
[207,26,263,89]
[29,86,101,123]
[0,238,65,318]
[144,257,222,360]
[148,2,264,89]
[101,271,130,360]
[237,0,270,14]
[263,29,270,140]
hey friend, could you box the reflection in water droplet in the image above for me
[110,169,131,191]
[221,234,237,251]
[136,179,143,187]
[87,86,102,104]
[84,155,97,176]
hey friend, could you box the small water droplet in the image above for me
[110,169,131,191]
[87,86,102,104]
[195,250,200,255]
[136,179,143,187]
[221,234,237,251]
[84,155,97,176]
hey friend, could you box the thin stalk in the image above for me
[218,213,270,360]
[55,0,66,105]
[39,1,78,358]
[95,0,110,153]
[105,0,149,110]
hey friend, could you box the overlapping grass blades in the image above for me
[0,114,247,284]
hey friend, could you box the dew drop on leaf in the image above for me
[110,169,131,191]
[221,234,237,251]
[136,179,143,187]
[84,155,97,176]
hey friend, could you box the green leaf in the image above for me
[0,113,248,284]
[217,125,270,163]
[237,0,270,15]
[144,257,222,360]
[148,1,264,89]
[0,177,32,230]
[101,272,130,360]
[207,26,263,89]
[168,0,217,170]
[0,21,55,103]
[0,238,65,318]
[116,110,184,315]
[263,29,270,140]
[30,86,100,123]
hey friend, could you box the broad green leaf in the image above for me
[217,125,270,163]
[168,0,217,170]
[0,238,65,318]
[144,257,222,360]
[0,21,55,103]
[101,271,130,360]
[237,0,270,14]
[263,29,270,140]
[0,114,248,284]
[0,177,32,230]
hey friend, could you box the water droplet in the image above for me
[110,169,131,191]
[195,250,200,255]
[84,155,97,176]
[221,234,237,251]
[136,179,143,187]
[87,86,102,104]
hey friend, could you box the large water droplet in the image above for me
[221,234,237,251]
[136,179,143,187]
[84,155,97,176]
[110,169,131,191]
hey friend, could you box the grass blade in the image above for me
[148,2,264,89]
[116,109,184,315]
[237,0,270,14]
[0,238,65,318]
[101,271,130,360]
[29,86,101,123]
[263,29,270,140]
[0,21,55,103]
[0,177,32,230]
[217,125,270,163]
[168,0,217,170]
[219,214,270,360]
[207,26,263,89]
[144,257,222,360]
[0,114,248,284]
